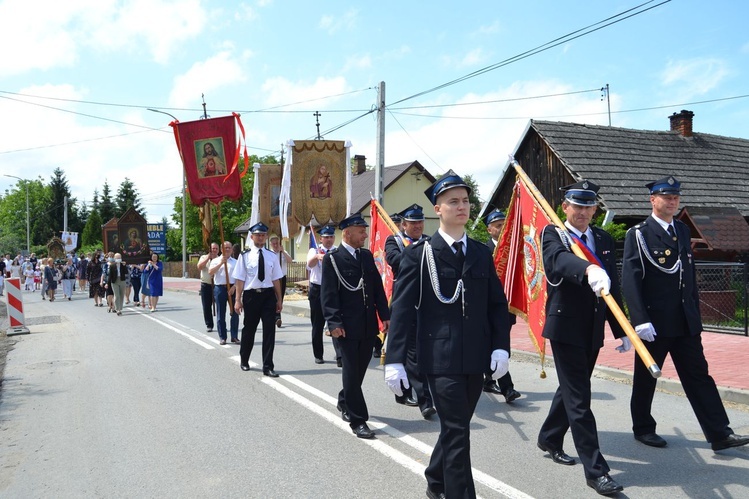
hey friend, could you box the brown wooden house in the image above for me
[482,110,749,259]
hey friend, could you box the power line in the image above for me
[389,88,601,110]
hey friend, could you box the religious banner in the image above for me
[102,217,119,255]
[117,208,150,264]
[290,140,347,227]
[494,178,552,372]
[61,231,78,253]
[257,163,298,238]
[170,114,246,206]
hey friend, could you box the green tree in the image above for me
[81,209,103,247]
[48,167,83,236]
[0,176,50,249]
[115,178,144,217]
[99,181,115,223]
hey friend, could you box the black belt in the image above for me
[246,287,273,294]
[310,283,321,288]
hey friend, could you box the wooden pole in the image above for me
[511,160,661,379]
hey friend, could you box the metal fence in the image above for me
[617,262,748,336]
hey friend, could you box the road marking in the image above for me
[254,366,534,499]
[140,312,215,349]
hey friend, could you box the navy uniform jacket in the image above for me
[387,232,510,375]
[321,246,390,340]
[385,233,429,279]
[622,216,702,337]
[542,225,625,349]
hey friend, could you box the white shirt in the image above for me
[438,229,467,255]
[340,241,358,258]
[651,213,675,235]
[564,221,596,254]
[232,246,283,290]
[271,249,288,276]
[209,256,237,285]
[307,245,336,285]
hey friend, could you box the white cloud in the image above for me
[260,76,349,108]
[460,48,487,68]
[343,54,373,72]
[660,58,729,99]
[474,20,500,36]
[169,50,249,108]
[318,8,359,34]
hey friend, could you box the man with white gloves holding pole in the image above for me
[537,180,629,496]
[385,170,511,499]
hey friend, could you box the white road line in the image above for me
[140,312,215,349]
[243,363,534,499]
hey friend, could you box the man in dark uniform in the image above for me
[386,171,511,499]
[232,222,284,377]
[306,225,340,365]
[482,208,522,403]
[537,180,628,496]
[623,176,749,452]
[321,213,390,439]
[384,204,436,419]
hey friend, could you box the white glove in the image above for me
[384,363,409,396]
[490,349,509,380]
[615,336,632,353]
[586,266,610,297]
[635,323,657,342]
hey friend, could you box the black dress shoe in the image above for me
[372,349,382,358]
[537,442,576,465]
[483,381,503,394]
[314,358,325,364]
[425,486,446,499]
[207,327,213,332]
[502,388,522,403]
[421,407,437,419]
[263,370,279,378]
[336,358,342,367]
[352,423,374,439]
[586,474,623,496]
[395,394,419,407]
[711,433,749,451]
[240,364,250,371]
[336,404,351,423]
[634,433,667,448]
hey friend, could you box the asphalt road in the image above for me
[1,289,748,498]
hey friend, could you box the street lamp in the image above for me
[5,174,30,254]
[147,108,187,279]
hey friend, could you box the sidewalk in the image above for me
[163,277,749,406]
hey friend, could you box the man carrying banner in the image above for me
[306,225,339,365]
[386,171,511,499]
[197,243,218,332]
[483,208,522,403]
[622,176,749,452]
[536,180,627,496]
[384,204,435,419]
[233,223,284,377]
[321,213,390,439]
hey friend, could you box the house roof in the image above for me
[678,206,749,252]
[527,120,749,217]
[350,160,435,214]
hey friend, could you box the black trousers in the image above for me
[200,283,214,329]
[276,275,287,321]
[131,277,141,303]
[240,289,277,371]
[539,340,609,480]
[631,333,731,442]
[403,325,432,411]
[308,283,325,359]
[425,373,483,499]
[337,334,376,428]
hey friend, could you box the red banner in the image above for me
[170,114,245,206]
[369,199,395,331]
[494,179,552,366]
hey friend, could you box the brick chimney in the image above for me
[354,154,366,175]
[669,110,694,137]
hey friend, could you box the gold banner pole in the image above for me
[511,159,661,379]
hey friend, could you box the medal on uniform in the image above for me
[658,257,666,264]
[665,249,671,256]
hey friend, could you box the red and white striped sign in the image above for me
[5,277,30,335]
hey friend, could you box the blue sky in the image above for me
[1,0,747,223]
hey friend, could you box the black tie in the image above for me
[257,248,265,282]
[667,225,677,241]
[580,233,588,246]
[452,241,465,267]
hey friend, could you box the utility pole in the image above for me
[601,84,611,126]
[63,196,68,232]
[375,81,386,203]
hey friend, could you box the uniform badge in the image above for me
[665,249,671,256]
[658,257,666,264]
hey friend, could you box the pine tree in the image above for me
[115,178,144,217]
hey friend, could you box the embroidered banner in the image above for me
[291,140,347,226]
[170,114,245,206]
[257,163,298,238]
[369,199,394,333]
[494,178,552,368]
